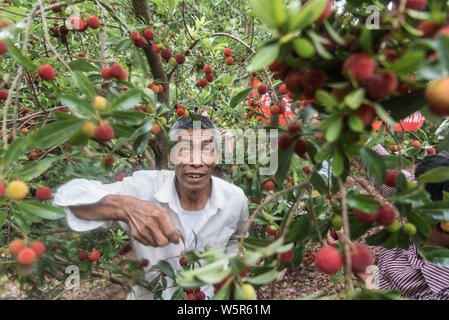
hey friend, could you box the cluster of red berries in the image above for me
[278,122,307,158]
[316,243,373,275]
[302,252,316,263]
[78,250,101,262]
[101,63,127,81]
[175,104,189,117]
[148,83,164,94]
[184,287,206,300]
[9,239,46,266]
[353,204,397,229]
[130,29,154,47]
[223,48,234,66]
[213,268,249,293]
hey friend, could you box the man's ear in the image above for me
[167,153,174,166]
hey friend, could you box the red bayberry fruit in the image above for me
[258,85,267,95]
[101,67,112,80]
[143,29,154,41]
[264,181,275,191]
[36,187,52,200]
[9,239,25,255]
[70,16,84,32]
[140,258,149,268]
[315,246,343,275]
[278,134,293,150]
[279,250,294,264]
[94,123,115,142]
[161,48,172,61]
[366,72,398,101]
[17,248,36,265]
[376,206,396,226]
[177,108,185,116]
[86,16,100,29]
[417,21,441,38]
[301,69,327,91]
[271,105,280,114]
[175,54,186,64]
[37,64,56,81]
[0,89,8,101]
[355,104,376,127]
[151,43,160,54]
[89,250,101,262]
[197,79,207,88]
[294,139,307,158]
[134,36,146,47]
[353,209,379,223]
[342,53,376,83]
[180,256,188,266]
[197,290,206,300]
[206,74,214,82]
[187,293,196,300]
[225,57,234,65]
[427,147,436,154]
[223,48,232,57]
[385,170,399,188]
[78,250,89,261]
[29,241,46,258]
[279,84,288,95]
[130,30,140,41]
[350,243,374,273]
[0,40,7,55]
[204,65,212,74]
[284,71,302,93]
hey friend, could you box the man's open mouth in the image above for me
[186,173,206,178]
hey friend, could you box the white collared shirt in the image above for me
[53,170,249,300]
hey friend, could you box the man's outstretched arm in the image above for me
[70,194,181,247]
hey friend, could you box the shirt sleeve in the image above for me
[53,171,159,232]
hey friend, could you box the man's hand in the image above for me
[121,197,182,247]
[70,195,181,247]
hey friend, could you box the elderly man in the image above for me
[53,114,249,300]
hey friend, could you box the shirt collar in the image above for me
[153,173,225,211]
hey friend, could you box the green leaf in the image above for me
[72,72,95,100]
[109,110,145,126]
[12,157,57,181]
[153,260,176,280]
[416,201,449,221]
[292,37,315,59]
[29,120,84,150]
[286,213,312,243]
[68,60,100,72]
[249,0,287,28]
[323,21,345,45]
[366,229,391,246]
[2,137,29,168]
[315,89,338,107]
[310,171,328,194]
[359,28,373,55]
[109,88,142,111]
[246,269,279,285]
[16,200,64,220]
[437,35,449,76]
[4,39,36,70]
[324,116,343,143]
[387,50,425,75]
[372,103,396,126]
[288,0,328,31]
[347,113,364,133]
[331,151,344,177]
[274,143,294,186]
[419,246,449,267]
[346,191,379,213]
[247,43,280,72]
[60,95,97,119]
[418,167,449,184]
[230,87,254,108]
[344,88,365,110]
[381,89,427,121]
[360,147,387,187]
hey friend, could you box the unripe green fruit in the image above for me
[169,57,177,66]
[385,219,400,232]
[331,215,343,230]
[407,180,417,189]
[246,171,253,179]
[403,223,417,236]
[241,284,256,300]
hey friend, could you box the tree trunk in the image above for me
[132,0,169,169]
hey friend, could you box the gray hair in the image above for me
[168,114,221,149]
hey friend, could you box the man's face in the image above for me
[169,128,218,193]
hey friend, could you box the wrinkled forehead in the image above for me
[175,129,216,144]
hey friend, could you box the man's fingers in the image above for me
[147,225,170,247]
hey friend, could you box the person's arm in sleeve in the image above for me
[53,173,181,247]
